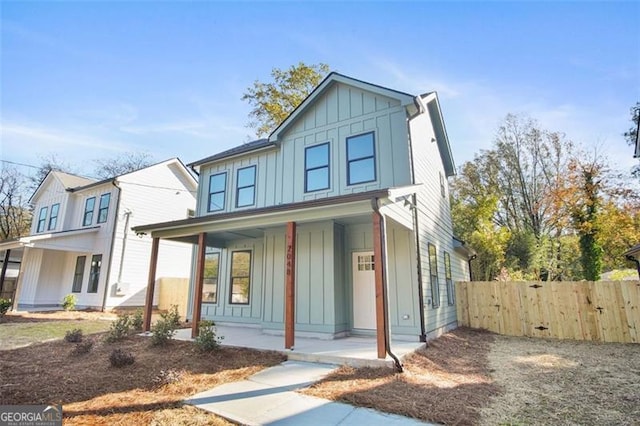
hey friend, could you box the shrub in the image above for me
[162,305,181,328]
[64,328,83,343]
[61,294,77,311]
[109,348,135,367]
[129,309,144,331]
[152,369,184,387]
[0,298,11,318]
[71,340,94,356]
[104,313,131,343]
[194,320,223,352]
[150,317,177,346]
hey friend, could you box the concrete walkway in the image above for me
[186,361,430,425]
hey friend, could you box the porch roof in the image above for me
[132,188,393,241]
[0,227,100,251]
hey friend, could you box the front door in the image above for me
[352,251,376,330]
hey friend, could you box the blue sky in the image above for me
[2,1,639,179]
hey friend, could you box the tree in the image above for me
[242,62,330,137]
[93,152,154,179]
[28,153,75,193]
[624,102,640,177]
[0,166,32,239]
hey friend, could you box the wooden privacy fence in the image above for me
[456,281,640,343]
[157,277,189,320]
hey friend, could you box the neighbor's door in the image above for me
[352,251,376,330]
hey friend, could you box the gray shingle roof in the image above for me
[188,139,274,168]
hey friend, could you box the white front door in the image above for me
[352,251,376,330]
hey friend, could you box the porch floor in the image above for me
[174,326,425,368]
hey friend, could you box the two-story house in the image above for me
[133,74,474,359]
[1,158,197,310]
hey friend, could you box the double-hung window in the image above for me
[203,248,219,303]
[87,254,102,293]
[236,166,256,208]
[444,252,454,305]
[83,197,96,226]
[208,172,226,212]
[428,243,440,308]
[305,142,330,192]
[229,251,251,304]
[72,256,86,293]
[97,193,110,223]
[36,207,48,233]
[48,204,59,231]
[346,132,376,185]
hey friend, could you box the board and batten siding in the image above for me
[31,176,68,234]
[409,108,469,335]
[196,83,413,217]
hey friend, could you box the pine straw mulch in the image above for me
[0,333,286,425]
[303,327,499,425]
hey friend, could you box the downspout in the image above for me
[372,197,403,372]
[468,254,477,281]
[116,209,132,286]
[101,180,121,312]
[626,255,640,279]
[406,96,428,343]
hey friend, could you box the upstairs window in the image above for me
[47,204,60,231]
[305,142,330,192]
[229,250,251,304]
[444,251,454,305]
[428,243,440,308]
[97,193,111,223]
[347,132,376,185]
[236,166,256,208]
[83,197,96,226]
[203,249,219,303]
[36,207,48,233]
[208,172,227,212]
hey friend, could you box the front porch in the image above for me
[173,325,424,368]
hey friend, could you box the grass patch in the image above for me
[0,320,112,350]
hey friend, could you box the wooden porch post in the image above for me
[191,232,207,338]
[372,213,387,359]
[285,222,296,349]
[143,237,159,332]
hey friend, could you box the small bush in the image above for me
[162,305,181,328]
[0,298,11,318]
[129,309,144,331]
[152,369,184,387]
[150,317,177,346]
[194,320,223,352]
[109,348,135,367]
[104,313,131,343]
[64,328,83,343]
[71,340,94,356]
[62,294,76,311]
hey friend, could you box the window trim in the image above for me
[72,255,86,293]
[202,249,220,304]
[83,197,96,226]
[304,142,330,193]
[36,206,48,233]
[228,250,252,305]
[346,131,376,186]
[208,172,227,212]
[235,165,256,208]
[97,193,111,224]
[428,243,440,308]
[444,251,455,306]
[87,254,102,293]
[48,203,59,231]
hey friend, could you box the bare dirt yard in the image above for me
[306,327,640,426]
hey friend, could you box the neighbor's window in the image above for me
[72,256,86,293]
[236,166,256,208]
[346,132,376,185]
[208,172,227,212]
[444,251,454,305]
[428,243,440,308]
[203,249,219,303]
[97,193,111,223]
[305,142,330,192]
[36,206,48,233]
[87,254,102,293]
[229,251,251,304]
[83,197,96,226]
[48,204,59,231]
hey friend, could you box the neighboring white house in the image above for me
[0,158,197,310]
[133,73,475,360]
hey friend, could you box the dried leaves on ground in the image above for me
[0,334,286,425]
[304,327,498,425]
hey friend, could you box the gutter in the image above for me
[101,180,122,312]
[372,197,404,373]
[626,255,640,279]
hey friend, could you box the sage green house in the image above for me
[134,73,473,356]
